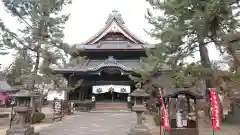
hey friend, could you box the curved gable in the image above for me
[82,10,146,45]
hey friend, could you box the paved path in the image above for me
[40,112,136,135]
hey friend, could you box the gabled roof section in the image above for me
[82,10,146,45]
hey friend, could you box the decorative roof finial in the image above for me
[112,10,118,14]
[105,10,125,24]
[104,56,117,64]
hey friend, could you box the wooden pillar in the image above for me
[78,91,81,100]
[82,91,84,100]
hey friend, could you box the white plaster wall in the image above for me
[47,91,67,101]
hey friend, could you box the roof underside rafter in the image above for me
[82,10,146,45]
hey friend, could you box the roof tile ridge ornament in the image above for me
[104,56,117,64]
[105,10,125,24]
[85,56,132,71]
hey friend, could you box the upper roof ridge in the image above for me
[78,10,149,45]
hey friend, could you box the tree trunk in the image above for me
[198,39,215,90]
[199,45,214,87]
[30,11,45,118]
[33,52,40,74]
[29,51,40,124]
[198,38,218,119]
[33,9,47,111]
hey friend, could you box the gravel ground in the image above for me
[1,106,239,135]
[40,112,136,135]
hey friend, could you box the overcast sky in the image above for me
[0,0,221,69]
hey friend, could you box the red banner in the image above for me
[160,95,171,131]
[209,88,221,130]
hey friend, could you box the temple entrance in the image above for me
[95,91,129,102]
[92,85,130,103]
[91,66,132,103]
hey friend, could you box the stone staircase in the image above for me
[91,102,131,113]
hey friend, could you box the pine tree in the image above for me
[146,0,240,91]
[145,0,240,118]
[0,0,76,113]
[6,48,33,85]
[0,0,73,86]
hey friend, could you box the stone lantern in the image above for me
[6,89,39,135]
[12,89,39,106]
[128,83,152,135]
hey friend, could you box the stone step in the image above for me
[95,106,128,109]
[90,109,132,113]
[95,103,128,108]
[95,107,129,110]
[96,103,127,106]
[94,102,130,112]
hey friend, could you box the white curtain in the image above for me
[92,85,131,94]
[114,85,131,93]
[92,85,109,94]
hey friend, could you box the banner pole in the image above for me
[159,105,162,135]
[213,128,215,135]
[159,89,162,135]
[212,114,215,135]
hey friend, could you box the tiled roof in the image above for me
[52,56,143,73]
[163,87,203,99]
[80,10,148,45]
[77,43,155,50]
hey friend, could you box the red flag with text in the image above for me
[160,95,171,131]
[209,88,221,130]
